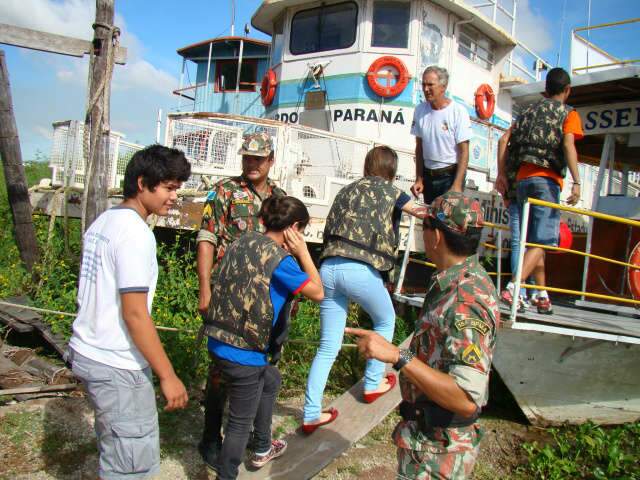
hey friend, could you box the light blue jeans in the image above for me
[303,257,396,422]
[509,200,538,298]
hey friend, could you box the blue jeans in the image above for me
[516,176,561,246]
[303,257,396,422]
[508,202,527,298]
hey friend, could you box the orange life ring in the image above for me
[628,241,640,300]
[474,83,495,120]
[366,56,410,98]
[548,221,573,254]
[260,69,277,106]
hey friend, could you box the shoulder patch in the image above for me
[455,316,490,336]
[461,344,483,366]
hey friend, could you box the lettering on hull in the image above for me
[273,108,405,125]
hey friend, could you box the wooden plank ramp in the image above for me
[0,297,68,356]
[238,336,411,480]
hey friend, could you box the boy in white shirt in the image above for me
[67,144,191,479]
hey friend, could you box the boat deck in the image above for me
[394,293,640,342]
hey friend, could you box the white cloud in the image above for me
[1,0,179,157]
[513,0,554,55]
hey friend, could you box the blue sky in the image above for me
[1,0,637,160]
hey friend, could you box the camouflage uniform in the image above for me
[322,176,403,272]
[197,132,285,467]
[204,231,291,357]
[510,98,571,177]
[196,132,286,262]
[393,192,499,480]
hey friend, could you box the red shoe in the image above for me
[363,373,396,404]
[301,407,339,434]
[536,297,553,315]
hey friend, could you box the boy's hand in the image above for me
[198,284,211,316]
[345,327,400,364]
[160,375,189,411]
[567,183,580,206]
[283,227,308,258]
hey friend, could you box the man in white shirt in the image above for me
[410,66,472,203]
[67,145,191,480]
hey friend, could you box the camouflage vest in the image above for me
[510,98,570,178]
[204,231,292,358]
[322,176,400,272]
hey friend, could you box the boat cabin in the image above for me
[174,36,271,118]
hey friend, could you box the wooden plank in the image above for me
[237,336,412,479]
[0,311,34,333]
[0,383,77,396]
[0,23,127,64]
[0,296,41,323]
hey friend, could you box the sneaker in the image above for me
[519,295,531,310]
[500,289,525,313]
[536,297,553,315]
[250,439,287,469]
[529,294,540,307]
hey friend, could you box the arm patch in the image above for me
[454,316,490,336]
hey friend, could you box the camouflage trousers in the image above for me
[393,420,482,480]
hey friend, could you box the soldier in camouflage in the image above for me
[347,191,499,480]
[302,146,428,432]
[196,131,286,469]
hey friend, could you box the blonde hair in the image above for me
[363,146,398,181]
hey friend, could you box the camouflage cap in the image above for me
[427,191,484,235]
[238,132,273,157]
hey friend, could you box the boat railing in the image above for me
[510,197,640,321]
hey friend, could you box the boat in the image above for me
[31,1,640,428]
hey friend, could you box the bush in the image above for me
[517,421,640,479]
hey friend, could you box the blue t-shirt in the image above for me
[208,256,310,366]
[393,192,412,234]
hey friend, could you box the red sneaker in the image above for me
[536,297,553,314]
[363,373,397,404]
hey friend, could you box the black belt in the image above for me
[423,164,457,177]
[399,400,479,429]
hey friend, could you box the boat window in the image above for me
[372,1,410,48]
[271,16,285,66]
[215,59,258,92]
[290,2,358,55]
[458,25,495,70]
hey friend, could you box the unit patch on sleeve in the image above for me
[454,315,490,336]
[461,343,483,366]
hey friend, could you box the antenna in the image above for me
[556,0,568,66]
[230,0,235,36]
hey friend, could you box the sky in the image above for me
[1,0,638,160]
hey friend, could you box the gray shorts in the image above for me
[68,349,160,479]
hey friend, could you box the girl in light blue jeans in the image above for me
[302,146,427,431]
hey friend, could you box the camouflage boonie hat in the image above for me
[238,132,273,157]
[427,191,484,235]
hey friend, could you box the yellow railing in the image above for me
[511,197,640,319]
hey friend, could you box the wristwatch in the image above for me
[393,349,415,371]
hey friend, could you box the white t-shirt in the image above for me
[69,207,158,370]
[410,101,472,170]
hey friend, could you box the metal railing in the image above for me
[510,197,640,320]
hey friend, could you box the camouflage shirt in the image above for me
[394,254,499,451]
[197,176,286,264]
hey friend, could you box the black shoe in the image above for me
[198,440,220,472]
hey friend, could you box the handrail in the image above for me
[511,197,639,320]
[574,17,640,33]
[573,59,640,72]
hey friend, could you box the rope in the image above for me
[0,301,358,348]
[81,24,120,234]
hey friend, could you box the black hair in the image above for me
[545,67,571,96]
[259,195,310,231]
[424,217,482,256]
[123,144,191,199]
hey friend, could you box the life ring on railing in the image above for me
[628,241,640,300]
[474,83,495,120]
[548,221,573,254]
[366,56,410,98]
[260,69,277,106]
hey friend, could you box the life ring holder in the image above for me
[627,241,640,301]
[366,56,410,98]
[261,69,277,106]
[474,83,495,120]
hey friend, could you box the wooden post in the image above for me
[0,50,40,272]
[82,0,117,232]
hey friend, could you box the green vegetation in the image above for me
[518,422,640,479]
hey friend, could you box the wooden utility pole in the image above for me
[82,0,118,232]
[0,50,40,272]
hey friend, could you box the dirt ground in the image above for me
[0,388,541,480]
